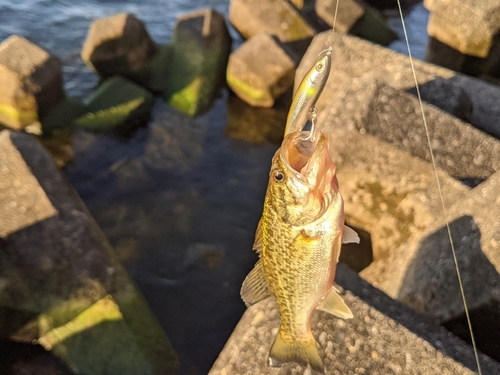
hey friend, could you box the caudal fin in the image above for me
[268,329,324,373]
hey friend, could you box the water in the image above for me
[0,1,430,374]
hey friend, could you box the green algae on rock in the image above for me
[164,8,231,117]
[75,76,154,133]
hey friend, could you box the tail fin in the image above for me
[268,329,324,373]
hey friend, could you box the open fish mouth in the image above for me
[281,131,334,189]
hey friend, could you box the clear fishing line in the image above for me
[395,1,482,373]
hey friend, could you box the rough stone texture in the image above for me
[209,264,500,375]
[424,0,500,58]
[165,8,232,116]
[360,170,500,323]
[227,34,297,108]
[316,108,469,274]
[315,0,397,46]
[0,130,178,374]
[316,0,364,33]
[0,35,63,132]
[229,0,316,55]
[321,76,500,180]
[75,76,155,133]
[296,31,500,139]
[0,132,57,238]
[81,13,158,80]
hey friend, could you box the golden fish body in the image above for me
[283,48,332,136]
[241,131,359,372]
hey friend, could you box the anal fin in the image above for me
[342,225,360,244]
[240,259,271,306]
[316,287,353,319]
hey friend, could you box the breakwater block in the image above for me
[75,76,155,133]
[209,264,500,374]
[164,8,231,117]
[227,33,297,108]
[0,130,179,375]
[0,35,63,133]
[229,0,316,56]
[81,13,158,82]
[297,30,500,139]
[315,0,397,46]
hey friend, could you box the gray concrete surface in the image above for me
[209,264,500,375]
[0,130,178,375]
[296,31,500,138]
[0,35,63,132]
[227,33,297,107]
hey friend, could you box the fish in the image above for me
[283,48,332,136]
[241,130,359,372]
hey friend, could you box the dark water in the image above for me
[0,1,430,374]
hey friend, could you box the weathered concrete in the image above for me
[229,0,316,55]
[0,130,178,374]
[361,170,500,323]
[81,13,158,80]
[424,0,500,58]
[227,34,297,108]
[0,35,63,132]
[209,264,500,374]
[0,132,57,238]
[320,76,500,180]
[165,8,232,116]
[315,0,397,46]
[75,76,155,133]
[296,31,500,138]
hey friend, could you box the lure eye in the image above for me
[316,62,324,71]
[272,170,285,183]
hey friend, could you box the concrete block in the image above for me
[165,8,232,116]
[209,264,500,374]
[75,76,155,133]
[322,76,500,180]
[227,34,297,107]
[424,0,500,58]
[81,13,157,79]
[0,130,178,374]
[81,13,158,80]
[296,31,500,138]
[0,132,57,238]
[0,35,63,132]
[229,0,316,55]
[315,0,397,46]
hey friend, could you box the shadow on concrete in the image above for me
[335,215,500,372]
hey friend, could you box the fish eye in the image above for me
[272,170,285,183]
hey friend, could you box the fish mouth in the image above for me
[281,131,335,190]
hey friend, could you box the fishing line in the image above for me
[395,1,482,373]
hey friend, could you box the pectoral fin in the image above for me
[240,259,271,306]
[342,225,360,244]
[316,287,353,319]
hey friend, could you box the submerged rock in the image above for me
[229,0,316,56]
[0,130,179,375]
[165,8,232,117]
[0,35,63,133]
[81,13,158,82]
[227,34,297,108]
[75,76,155,133]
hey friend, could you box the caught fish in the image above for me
[283,48,332,136]
[241,130,359,372]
